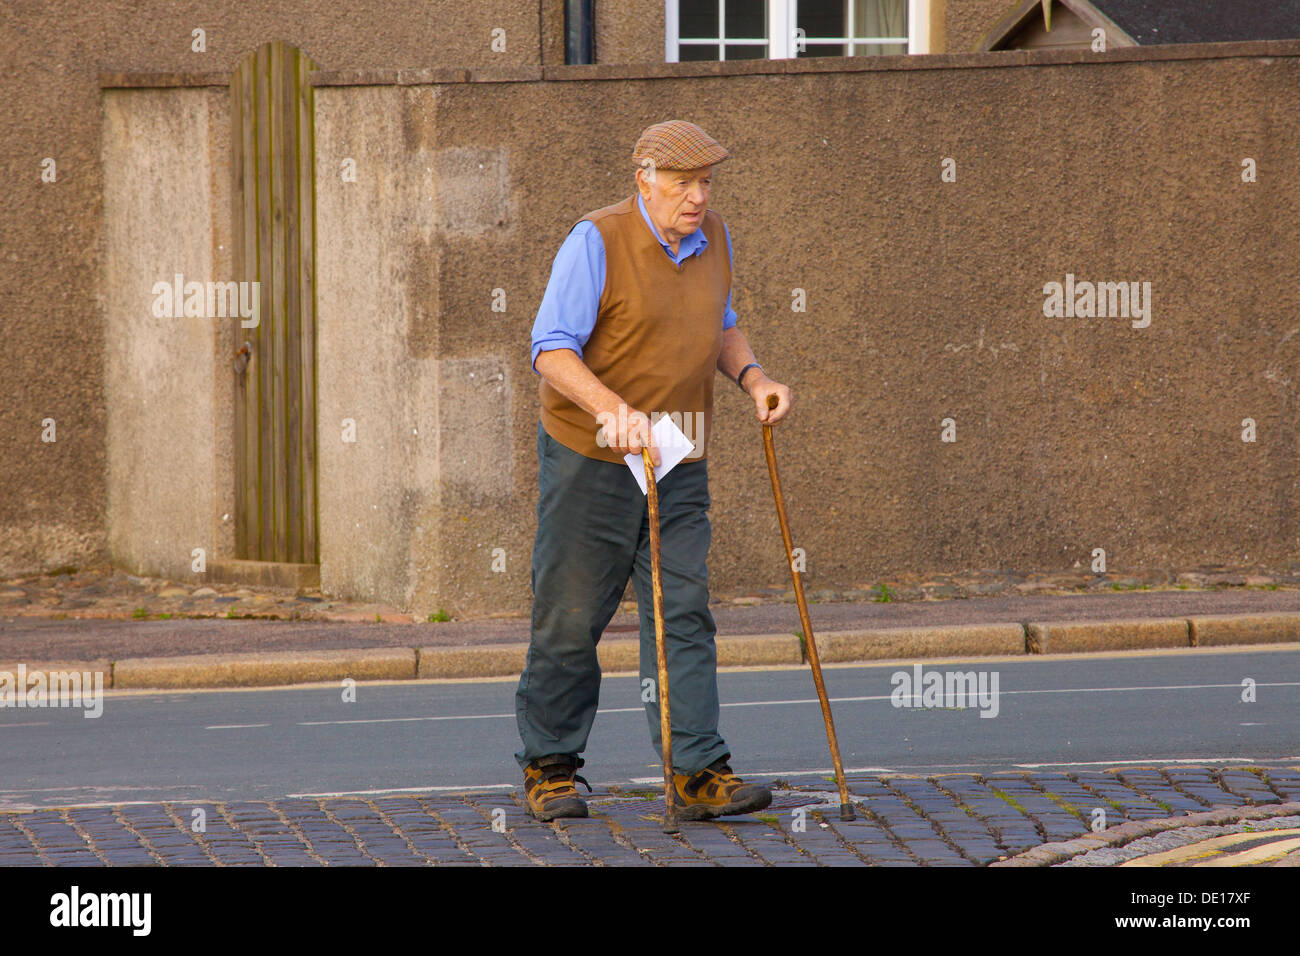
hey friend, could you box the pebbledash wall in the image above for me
[5,0,974,585]
[1,0,706,580]
[99,42,1300,616]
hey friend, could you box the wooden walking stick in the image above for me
[761,393,856,821]
[641,447,680,833]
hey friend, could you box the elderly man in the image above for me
[516,120,792,822]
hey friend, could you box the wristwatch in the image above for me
[737,362,763,391]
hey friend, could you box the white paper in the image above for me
[624,415,694,495]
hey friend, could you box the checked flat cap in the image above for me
[632,120,729,171]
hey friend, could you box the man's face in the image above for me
[637,164,712,243]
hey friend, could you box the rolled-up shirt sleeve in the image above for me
[530,221,605,374]
[723,221,738,331]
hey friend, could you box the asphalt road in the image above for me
[3,646,1297,810]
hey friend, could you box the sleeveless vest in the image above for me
[539,195,731,463]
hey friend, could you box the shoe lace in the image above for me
[682,758,741,798]
[536,757,592,793]
[706,756,736,779]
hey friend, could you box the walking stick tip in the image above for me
[642,455,677,839]
[763,412,855,836]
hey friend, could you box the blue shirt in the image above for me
[530,194,737,373]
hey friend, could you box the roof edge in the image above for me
[979,0,1138,52]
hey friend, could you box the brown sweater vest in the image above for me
[539,195,731,463]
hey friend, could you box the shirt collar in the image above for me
[636,193,707,259]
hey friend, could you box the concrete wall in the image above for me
[309,43,1299,616]
[313,86,440,609]
[0,0,543,578]
[101,85,234,581]
[598,0,666,63]
[313,85,520,615]
[950,0,1018,51]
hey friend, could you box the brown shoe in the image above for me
[523,754,592,822]
[673,755,772,821]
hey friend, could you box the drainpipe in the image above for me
[565,0,596,64]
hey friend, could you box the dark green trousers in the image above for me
[514,420,730,775]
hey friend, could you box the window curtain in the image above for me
[854,0,908,54]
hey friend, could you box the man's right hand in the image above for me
[596,403,661,467]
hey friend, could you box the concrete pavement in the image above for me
[4,577,1300,687]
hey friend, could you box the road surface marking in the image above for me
[287,784,515,797]
[1013,756,1286,768]
[291,681,1299,726]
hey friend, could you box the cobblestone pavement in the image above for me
[3,766,1298,867]
[1060,815,1300,867]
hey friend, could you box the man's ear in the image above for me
[635,167,651,200]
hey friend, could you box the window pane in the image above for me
[798,0,847,39]
[725,0,767,39]
[852,41,907,56]
[680,0,719,39]
[853,0,907,39]
[679,43,721,60]
[724,43,769,59]
[800,42,848,57]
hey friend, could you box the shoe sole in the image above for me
[674,788,773,821]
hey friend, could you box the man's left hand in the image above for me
[747,375,792,425]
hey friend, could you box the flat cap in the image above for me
[632,120,729,171]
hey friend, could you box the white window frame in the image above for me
[666,0,931,61]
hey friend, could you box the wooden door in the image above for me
[230,42,319,564]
